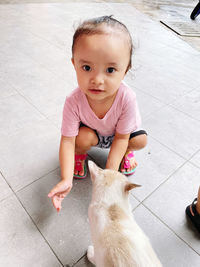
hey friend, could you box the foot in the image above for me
[87,245,95,264]
[74,154,87,178]
[186,198,200,233]
[120,151,138,174]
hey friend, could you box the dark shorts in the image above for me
[80,123,147,149]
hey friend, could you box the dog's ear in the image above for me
[88,160,101,181]
[124,182,141,193]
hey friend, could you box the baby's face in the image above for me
[72,32,130,102]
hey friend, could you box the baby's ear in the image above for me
[88,161,101,181]
[71,57,74,66]
[124,182,141,193]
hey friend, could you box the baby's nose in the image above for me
[91,73,104,85]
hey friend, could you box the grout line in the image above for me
[167,104,200,123]
[0,171,15,203]
[0,168,64,265]
[140,202,200,256]
[15,166,60,194]
[15,193,65,266]
[136,159,189,204]
[146,134,200,163]
[71,253,87,267]
[16,91,51,119]
[129,69,199,111]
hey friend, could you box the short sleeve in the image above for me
[116,92,141,135]
[61,96,80,137]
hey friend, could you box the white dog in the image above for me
[87,161,162,267]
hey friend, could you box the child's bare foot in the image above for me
[74,154,87,178]
[120,151,138,174]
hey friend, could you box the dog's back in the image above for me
[88,161,162,267]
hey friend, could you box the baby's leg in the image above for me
[75,126,98,176]
[120,131,147,173]
[87,245,96,265]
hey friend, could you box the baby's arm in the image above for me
[48,135,75,212]
[106,132,129,171]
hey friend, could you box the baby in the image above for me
[48,16,147,211]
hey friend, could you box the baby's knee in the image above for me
[139,134,148,148]
[129,133,147,150]
[76,127,98,148]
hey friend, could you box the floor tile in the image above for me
[0,119,60,191]
[1,26,71,78]
[170,89,200,122]
[73,255,94,267]
[143,105,200,159]
[133,204,200,267]
[0,49,73,117]
[190,150,200,168]
[0,194,62,267]
[124,73,166,120]
[128,65,195,105]
[0,173,13,202]
[47,111,63,130]
[0,94,45,137]
[0,77,17,99]
[17,168,92,266]
[143,162,200,254]
[7,3,112,50]
[129,194,140,210]
[127,137,185,201]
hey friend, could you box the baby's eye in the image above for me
[82,65,91,71]
[106,67,116,73]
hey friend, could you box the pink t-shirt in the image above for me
[61,82,141,137]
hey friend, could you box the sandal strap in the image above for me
[123,151,134,169]
[75,154,87,172]
[189,198,200,219]
[75,154,87,161]
[191,198,200,216]
[192,198,197,206]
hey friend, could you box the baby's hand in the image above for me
[48,180,72,212]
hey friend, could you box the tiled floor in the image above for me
[0,2,200,267]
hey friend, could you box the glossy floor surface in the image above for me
[0,1,200,266]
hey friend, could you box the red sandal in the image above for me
[74,154,87,179]
[120,151,136,176]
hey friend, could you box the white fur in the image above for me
[87,161,162,267]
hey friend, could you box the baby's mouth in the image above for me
[89,89,104,94]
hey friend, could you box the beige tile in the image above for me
[0,94,44,137]
[17,168,92,266]
[0,194,62,267]
[0,77,17,99]
[170,89,200,122]
[144,162,200,254]
[0,120,60,191]
[0,173,13,202]
[133,204,200,267]
[190,151,200,168]
[1,50,74,117]
[143,106,200,159]
[73,255,94,267]
[129,137,185,201]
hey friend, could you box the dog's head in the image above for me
[88,160,140,203]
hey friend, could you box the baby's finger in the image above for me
[52,196,62,211]
[48,184,63,198]
[48,188,57,198]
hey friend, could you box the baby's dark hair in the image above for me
[72,15,133,71]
